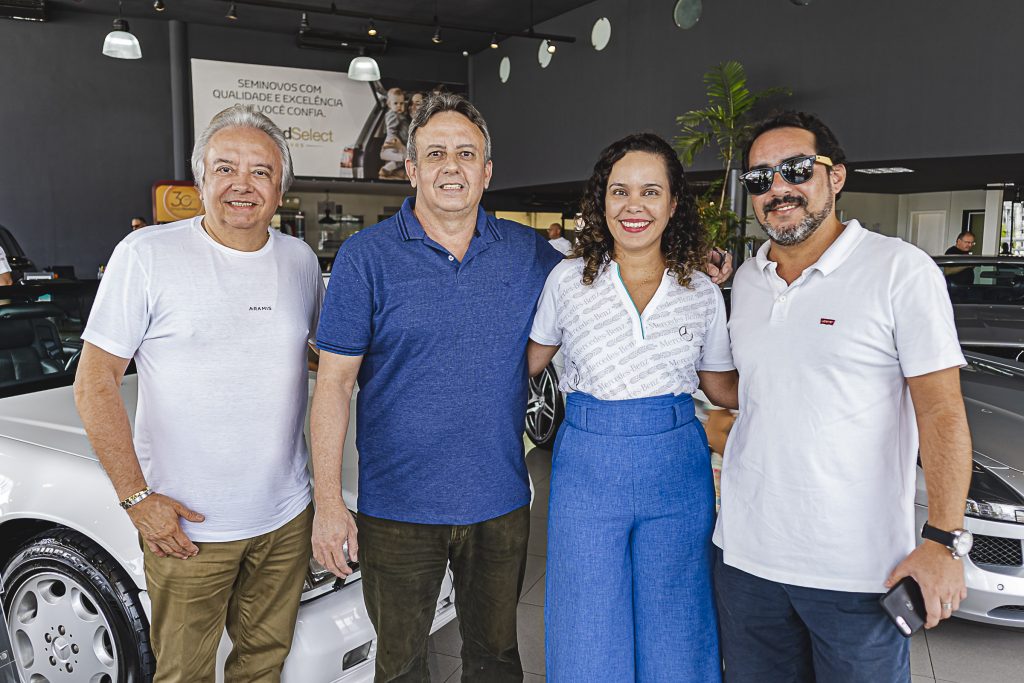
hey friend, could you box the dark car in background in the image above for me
[935,256,1024,362]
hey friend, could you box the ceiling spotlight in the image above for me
[367,20,377,37]
[103,17,142,59]
[462,50,469,57]
[153,0,165,11]
[546,41,556,54]
[431,25,442,44]
[489,33,499,49]
[299,12,310,32]
[226,3,237,20]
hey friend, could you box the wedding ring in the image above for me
[942,602,953,610]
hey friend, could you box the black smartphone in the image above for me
[879,576,927,637]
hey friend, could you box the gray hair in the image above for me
[406,93,492,164]
[191,104,295,194]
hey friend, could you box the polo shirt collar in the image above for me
[754,219,868,277]
[395,196,501,243]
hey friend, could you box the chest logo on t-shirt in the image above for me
[249,306,273,312]
[820,318,835,326]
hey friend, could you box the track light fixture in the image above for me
[226,3,238,20]
[367,19,377,36]
[299,12,310,32]
[153,0,165,11]
[546,41,556,54]
[489,33,499,49]
[431,24,442,44]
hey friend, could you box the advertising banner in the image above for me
[191,58,377,179]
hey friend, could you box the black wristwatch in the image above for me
[921,522,974,559]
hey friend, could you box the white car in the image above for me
[0,279,457,683]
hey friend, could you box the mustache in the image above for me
[765,195,808,212]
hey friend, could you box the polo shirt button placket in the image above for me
[771,290,791,323]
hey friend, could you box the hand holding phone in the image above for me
[879,576,927,637]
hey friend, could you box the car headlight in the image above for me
[965,461,1024,524]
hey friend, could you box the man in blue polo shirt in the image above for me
[310,93,562,682]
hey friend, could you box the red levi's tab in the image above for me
[820,318,836,326]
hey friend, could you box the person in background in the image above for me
[379,87,409,181]
[715,111,971,682]
[999,241,1011,256]
[945,231,975,255]
[409,92,425,121]
[943,231,976,285]
[131,216,149,231]
[75,104,323,683]
[546,222,572,255]
[528,133,737,682]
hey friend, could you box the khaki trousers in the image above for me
[143,505,313,683]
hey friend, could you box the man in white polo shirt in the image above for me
[714,111,972,682]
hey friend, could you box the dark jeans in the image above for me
[359,505,530,683]
[714,549,910,683]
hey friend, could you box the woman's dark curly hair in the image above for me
[575,132,707,288]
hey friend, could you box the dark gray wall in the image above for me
[0,10,173,276]
[0,10,466,276]
[471,0,1024,191]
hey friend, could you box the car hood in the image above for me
[954,305,1024,347]
[961,354,1024,493]
[0,377,139,459]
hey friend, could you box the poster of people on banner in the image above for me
[190,59,465,182]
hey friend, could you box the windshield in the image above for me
[0,280,106,398]
[943,261,1024,305]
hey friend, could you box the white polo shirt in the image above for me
[713,220,965,592]
[531,258,733,400]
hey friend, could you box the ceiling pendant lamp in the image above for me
[347,48,381,82]
[103,2,142,60]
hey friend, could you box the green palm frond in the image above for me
[674,60,791,247]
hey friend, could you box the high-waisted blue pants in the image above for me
[545,392,721,682]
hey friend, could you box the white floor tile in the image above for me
[926,618,1024,683]
[521,571,546,606]
[517,603,546,676]
[910,630,933,676]
[428,652,461,682]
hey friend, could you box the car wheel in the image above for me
[2,529,154,683]
[526,362,564,449]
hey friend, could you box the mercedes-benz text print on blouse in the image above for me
[531,258,733,401]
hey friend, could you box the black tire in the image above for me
[2,528,154,683]
[526,362,565,449]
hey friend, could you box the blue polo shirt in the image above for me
[317,197,564,524]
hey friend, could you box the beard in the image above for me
[759,192,834,247]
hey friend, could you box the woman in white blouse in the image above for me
[528,133,738,682]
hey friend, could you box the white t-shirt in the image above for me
[0,246,10,275]
[713,220,966,592]
[548,236,572,255]
[83,216,324,542]
[531,258,733,400]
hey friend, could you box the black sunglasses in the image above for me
[739,154,834,195]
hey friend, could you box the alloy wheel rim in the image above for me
[7,570,119,682]
[526,368,557,443]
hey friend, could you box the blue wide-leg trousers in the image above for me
[545,392,721,682]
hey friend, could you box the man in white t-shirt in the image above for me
[714,111,972,682]
[75,105,323,682]
[546,222,572,255]
[0,245,11,285]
